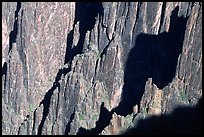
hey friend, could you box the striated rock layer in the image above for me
[2,2,202,135]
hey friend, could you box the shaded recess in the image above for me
[122,98,202,135]
[113,6,189,116]
[64,2,104,65]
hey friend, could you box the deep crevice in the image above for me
[97,3,104,52]
[124,2,130,29]
[92,59,100,85]
[127,2,131,20]
[64,30,74,65]
[51,84,61,134]
[92,33,115,85]
[8,2,21,54]
[135,2,142,24]
[2,62,7,76]
[158,2,166,33]
[17,124,21,135]
[64,108,76,135]
[100,35,115,58]
[32,109,37,135]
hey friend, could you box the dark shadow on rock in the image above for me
[77,102,112,135]
[2,62,8,95]
[8,2,21,54]
[17,3,104,135]
[54,67,70,83]
[2,62,7,76]
[122,98,203,135]
[37,82,60,135]
[37,64,72,135]
[74,6,190,135]
[64,108,76,135]
[63,3,105,135]
[64,2,103,65]
[64,30,74,65]
[36,3,104,135]
[113,6,189,116]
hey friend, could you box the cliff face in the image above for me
[2,2,202,135]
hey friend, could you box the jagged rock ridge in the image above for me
[2,2,202,135]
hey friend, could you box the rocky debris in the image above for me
[2,2,202,135]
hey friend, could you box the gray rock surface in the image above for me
[2,2,202,135]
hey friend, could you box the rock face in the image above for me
[2,2,202,135]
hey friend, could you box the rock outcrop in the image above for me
[2,2,202,135]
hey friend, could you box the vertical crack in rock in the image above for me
[51,86,61,134]
[135,2,142,24]
[127,2,130,20]
[32,109,37,135]
[132,2,139,39]
[18,8,29,98]
[18,113,30,135]
[2,62,8,95]
[158,2,166,33]
[186,2,191,17]
[8,2,21,54]
[121,3,126,17]
[92,33,115,85]
[64,30,74,65]
[97,3,104,53]
[18,123,21,135]
[2,62,7,76]
[93,59,100,85]
[91,27,116,85]
[100,31,115,59]
[124,2,130,29]
[64,108,76,135]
